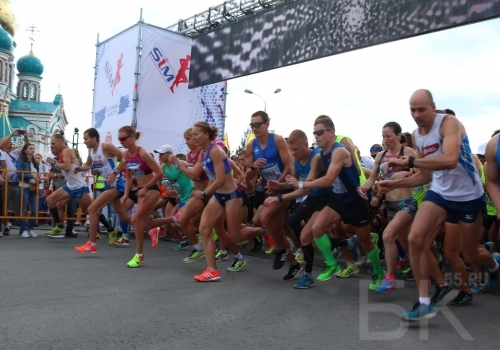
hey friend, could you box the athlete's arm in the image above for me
[340,136,364,178]
[382,146,431,190]
[103,143,124,161]
[173,154,204,180]
[360,151,383,190]
[202,147,227,196]
[303,147,349,190]
[229,158,245,186]
[52,148,73,172]
[412,115,461,171]
[281,153,322,200]
[139,148,163,187]
[244,140,257,180]
[76,154,93,172]
[275,135,292,183]
[485,136,500,213]
[472,154,482,177]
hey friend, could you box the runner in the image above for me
[118,126,163,268]
[357,122,416,294]
[45,134,93,238]
[292,115,385,288]
[170,55,190,93]
[485,133,500,246]
[378,89,500,321]
[245,111,299,271]
[74,128,127,253]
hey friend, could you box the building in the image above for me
[0,24,68,155]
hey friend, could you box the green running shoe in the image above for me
[46,226,65,238]
[369,269,386,291]
[108,228,117,246]
[226,258,246,272]
[127,254,145,268]
[183,249,205,263]
[337,263,359,278]
[317,264,341,281]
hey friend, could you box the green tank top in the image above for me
[411,184,427,208]
[162,163,194,204]
[336,135,367,184]
[480,163,497,216]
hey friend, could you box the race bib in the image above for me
[127,161,145,178]
[261,163,281,181]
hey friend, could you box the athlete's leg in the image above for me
[86,189,120,243]
[132,190,160,255]
[383,211,413,278]
[460,213,498,270]
[198,198,226,270]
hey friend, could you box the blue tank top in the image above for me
[202,143,231,181]
[320,143,361,204]
[252,134,285,186]
[295,148,331,196]
[497,135,500,179]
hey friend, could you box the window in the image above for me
[22,84,28,98]
[30,85,35,100]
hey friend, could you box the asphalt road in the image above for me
[1,227,499,350]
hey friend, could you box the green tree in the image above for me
[234,128,252,156]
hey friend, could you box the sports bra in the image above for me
[125,147,152,178]
[202,143,231,181]
[188,148,209,181]
[378,147,405,180]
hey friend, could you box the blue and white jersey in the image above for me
[414,113,483,201]
[91,142,122,187]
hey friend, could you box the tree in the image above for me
[234,128,252,156]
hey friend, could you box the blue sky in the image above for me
[10,0,499,156]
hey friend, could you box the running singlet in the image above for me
[321,143,360,204]
[336,134,366,183]
[91,142,121,186]
[295,148,331,196]
[252,134,284,185]
[125,147,152,178]
[480,163,497,216]
[414,113,483,201]
[497,135,500,178]
[202,143,231,181]
[378,147,405,181]
[163,163,194,203]
[59,151,87,190]
[188,149,208,181]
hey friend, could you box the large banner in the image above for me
[92,26,138,145]
[136,24,225,155]
[189,0,500,88]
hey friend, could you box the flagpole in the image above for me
[131,8,143,129]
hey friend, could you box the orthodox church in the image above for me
[0,7,68,155]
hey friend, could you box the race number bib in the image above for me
[261,163,281,182]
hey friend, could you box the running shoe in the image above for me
[194,268,221,282]
[28,230,38,238]
[356,256,369,267]
[148,227,159,248]
[431,281,453,304]
[250,237,264,252]
[183,249,205,263]
[127,254,145,268]
[395,259,407,270]
[227,258,247,272]
[75,241,97,254]
[451,290,473,306]
[337,263,359,278]
[108,228,117,245]
[317,264,341,282]
[173,241,190,251]
[296,252,305,264]
[215,250,229,261]
[294,274,315,289]
[265,245,276,255]
[487,253,500,288]
[46,226,65,238]
[283,263,303,280]
[21,230,30,238]
[114,236,130,247]
[273,248,287,270]
[158,227,168,238]
[485,241,494,254]
[401,302,437,322]
[370,232,379,246]
[369,269,386,291]
[376,277,397,294]
[471,280,487,295]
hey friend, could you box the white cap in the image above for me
[154,144,174,154]
[477,142,487,155]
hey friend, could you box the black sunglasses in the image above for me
[313,129,331,136]
[249,122,265,129]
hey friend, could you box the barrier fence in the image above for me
[0,169,95,222]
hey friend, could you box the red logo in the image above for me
[170,55,191,93]
[105,132,112,143]
[422,143,439,157]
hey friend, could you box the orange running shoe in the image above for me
[194,268,221,282]
[148,227,159,248]
[75,241,97,254]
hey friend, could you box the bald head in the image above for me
[411,89,434,105]
[409,89,436,128]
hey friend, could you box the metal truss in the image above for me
[166,0,292,36]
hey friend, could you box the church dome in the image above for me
[17,50,44,76]
[0,26,13,53]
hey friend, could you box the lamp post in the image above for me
[244,88,282,112]
[72,127,79,150]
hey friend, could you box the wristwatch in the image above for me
[113,168,121,174]
[201,190,206,197]
[277,193,283,202]
[51,160,56,166]
[298,180,304,189]
[250,165,256,171]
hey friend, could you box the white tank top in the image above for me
[414,113,483,201]
[91,142,119,185]
[62,163,88,190]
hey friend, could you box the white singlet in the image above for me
[91,142,119,186]
[414,113,483,201]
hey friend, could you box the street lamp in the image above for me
[72,127,79,150]
[244,88,282,111]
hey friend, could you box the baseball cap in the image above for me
[370,144,383,153]
[477,142,487,156]
[154,144,174,154]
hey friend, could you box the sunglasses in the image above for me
[118,135,131,143]
[313,129,331,136]
[249,122,265,129]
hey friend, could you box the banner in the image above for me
[92,26,138,145]
[136,24,225,155]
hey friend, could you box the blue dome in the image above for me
[17,51,44,76]
[0,27,13,53]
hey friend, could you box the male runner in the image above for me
[485,134,500,249]
[379,89,500,321]
[45,134,93,237]
[74,128,129,253]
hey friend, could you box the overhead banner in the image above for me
[92,25,137,145]
[136,24,225,155]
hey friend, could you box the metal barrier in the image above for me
[0,169,94,222]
